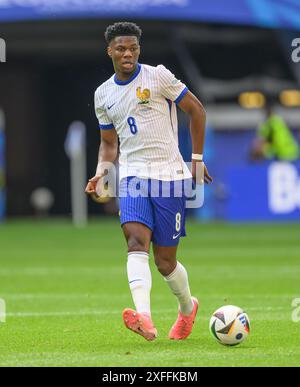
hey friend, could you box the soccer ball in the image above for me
[209,305,250,346]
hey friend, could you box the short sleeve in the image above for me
[94,89,114,130]
[157,64,188,104]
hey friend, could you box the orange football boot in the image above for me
[122,309,158,341]
[168,297,198,340]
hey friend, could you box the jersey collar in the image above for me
[114,63,141,86]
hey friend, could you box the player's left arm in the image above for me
[178,91,213,184]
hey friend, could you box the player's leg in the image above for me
[122,221,152,315]
[119,176,157,340]
[153,243,198,340]
[121,222,157,341]
[153,243,195,315]
[151,181,198,339]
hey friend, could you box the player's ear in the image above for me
[107,46,112,58]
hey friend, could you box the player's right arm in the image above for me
[85,128,118,194]
[85,87,118,195]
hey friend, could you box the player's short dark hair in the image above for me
[104,22,142,45]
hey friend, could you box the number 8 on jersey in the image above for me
[127,116,138,135]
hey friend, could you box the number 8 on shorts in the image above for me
[175,212,181,232]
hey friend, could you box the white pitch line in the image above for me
[1,293,129,300]
[5,306,289,318]
[0,267,122,276]
[6,309,178,317]
[6,310,116,317]
[2,293,298,300]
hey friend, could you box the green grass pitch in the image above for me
[0,219,300,367]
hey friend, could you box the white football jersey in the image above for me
[94,63,192,181]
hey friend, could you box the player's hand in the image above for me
[192,161,213,184]
[203,164,213,184]
[85,175,104,195]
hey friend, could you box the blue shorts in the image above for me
[119,177,192,246]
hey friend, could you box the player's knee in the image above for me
[127,235,148,253]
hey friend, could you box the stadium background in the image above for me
[0,0,300,367]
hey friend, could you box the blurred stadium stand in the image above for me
[0,0,300,221]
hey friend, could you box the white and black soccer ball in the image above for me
[209,305,250,346]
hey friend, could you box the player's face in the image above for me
[108,36,140,74]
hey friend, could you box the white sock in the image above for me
[127,251,152,316]
[164,261,194,316]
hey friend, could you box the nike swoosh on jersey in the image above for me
[107,102,116,110]
[172,233,181,239]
